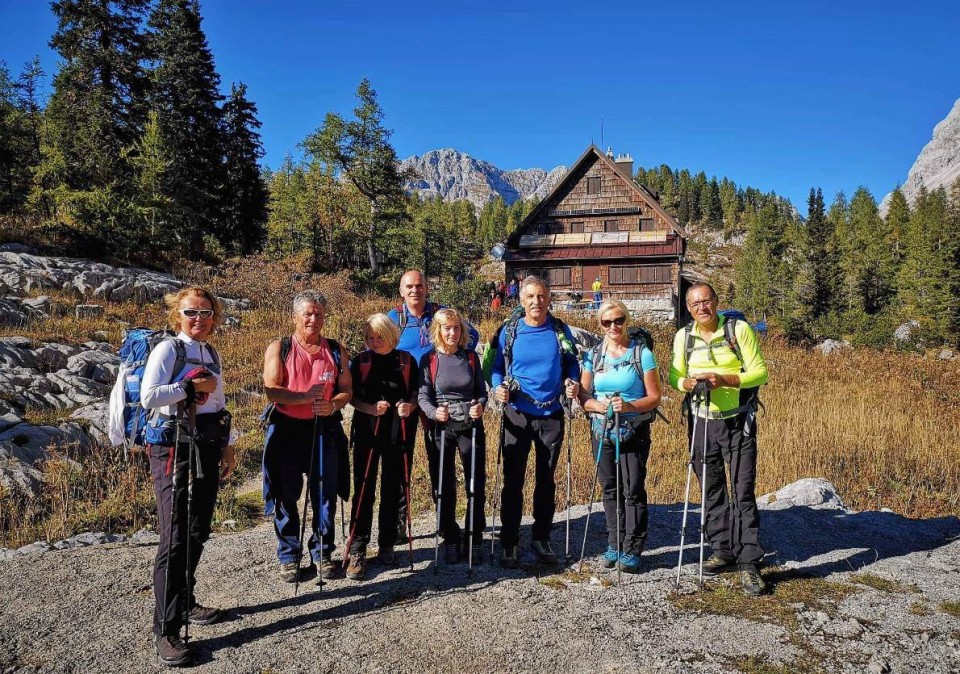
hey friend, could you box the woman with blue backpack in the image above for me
[577,299,660,574]
[140,286,235,667]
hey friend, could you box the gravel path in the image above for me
[1,495,959,674]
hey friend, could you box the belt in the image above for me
[691,403,753,420]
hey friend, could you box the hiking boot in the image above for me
[377,545,396,565]
[531,540,557,564]
[155,634,191,667]
[617,552,642,574]
[469,541,484,565]
[701,553,736,577]
[317,557,337,580]
[444,542,461,564]
[740,565,769,596]
[187,604,224,626]
[599,546,619,569]
[500,545,520,569]
[345,552,366,581]
[279,561,301,583]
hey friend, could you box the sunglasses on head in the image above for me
[181,308,214,319]
[600,316,626,328]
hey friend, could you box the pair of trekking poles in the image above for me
[434,401,481,576]
[161,401,204,643]
[341,409,416,577]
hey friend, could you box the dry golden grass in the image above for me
[1,260,958,548]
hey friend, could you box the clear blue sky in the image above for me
[2,0,958,211]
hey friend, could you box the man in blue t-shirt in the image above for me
[386,270,479,541]
[491,276,580,567]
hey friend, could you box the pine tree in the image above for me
[221,82,268,255]
[884,187,910,270]
[302,78,413,273]
[40,0,150,233]
[148,0,225,255]
[791,188,836,334]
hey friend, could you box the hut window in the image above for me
[570,221,584,234]
[587,176,601,195]
[610,266,639,284]
[544,267,571,287]
[640,218,657,231]
[603,220,619,233]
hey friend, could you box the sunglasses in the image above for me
[600,316,626,328]
[181,308,214,319]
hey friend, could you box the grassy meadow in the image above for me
[1,259,958,548]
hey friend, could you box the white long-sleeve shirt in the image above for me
[140,331,225,417]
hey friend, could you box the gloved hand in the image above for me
[182,366,212,405]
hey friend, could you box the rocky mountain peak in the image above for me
[401,148,566,211]
[881,97,960,212]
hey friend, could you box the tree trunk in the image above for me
[367,200,379,273]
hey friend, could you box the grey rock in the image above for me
[894,320,921,344]
[75,304,104,319]
[20,295,51,315]
[223,315,241,329]
[401,148,566,212]
[938,348,956,360]
[817,339,851,355]
[15,541,52,555]
[760,478,847,510]
[130,528,160,544]
[881,97,960,213]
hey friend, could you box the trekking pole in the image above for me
[614,397,622,586]
[161,403,182,639]
[563,388,574,562]
[490,378,511,559]
[675,403,701,589]
[295,413,319,597]
[401,449,415,571]
[578,401,611,573]
[434,405,448,575]
[343,441,376,575]
[698,388,711,588]
[467,401,478,576]
[316,419,325,594]
[183,402,202,645]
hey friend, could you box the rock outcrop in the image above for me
[401,148,566,211]
[881,97,960,213]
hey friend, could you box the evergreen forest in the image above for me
[1,0,958,346]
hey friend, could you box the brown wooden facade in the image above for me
[504,145,687,322]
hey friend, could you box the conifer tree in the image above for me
[40,0,150,232]
[148,0,225,255]
[302,78,413,274]
[791,188,835,333]
[884,187,910,269]
[221,82,268,255]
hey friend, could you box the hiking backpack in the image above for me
[260,336,344,427]
[588,326,654,379]
[480,306,577,387]
[110,327,221,450]
[681,311,762,412]
[424,348,480,389]
[393,301,441,330]
[352,349,414,396]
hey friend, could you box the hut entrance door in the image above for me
[582,265,601,292]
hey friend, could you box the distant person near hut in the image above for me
[591,277,603,308]
[669,282,769,596]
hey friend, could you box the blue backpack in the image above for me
[116,328,220,448]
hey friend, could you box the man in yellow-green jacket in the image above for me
[669,282,769,596]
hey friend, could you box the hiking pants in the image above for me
[594,425,651,557]
[432,422,487,545]
[262,413,340,564]
[349,439,406,553]
[499,407,564,548]
[150,438,221,637]
[689,413,764,567]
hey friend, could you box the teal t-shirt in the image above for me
[584,340,657,417]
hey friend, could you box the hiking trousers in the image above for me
[594,426,651,556]
[499,406,564,548]
[149,437,221,637]
[689,412,764,567]
[349,438,407,553]
[262,412,340,564]
[431,422,487,545]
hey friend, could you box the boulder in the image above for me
[894,320,920,344]
[75,304,104,319]
[938,348,956,361]
[817,339,851,355]
[760,478,847,510]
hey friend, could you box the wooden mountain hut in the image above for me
[503,145,689,324]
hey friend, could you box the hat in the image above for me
[596,277,600,281]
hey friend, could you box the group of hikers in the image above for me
[134,271,768,667]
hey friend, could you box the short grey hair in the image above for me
[520,275,550,295]
[293,290,327,313]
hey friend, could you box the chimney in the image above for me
[606,146,614,158]
[614,152,634,178]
